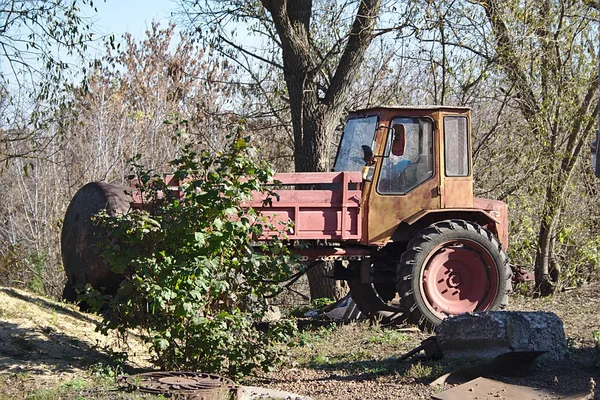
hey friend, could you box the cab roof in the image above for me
[349,105,471,113]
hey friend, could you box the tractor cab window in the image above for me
[444,116,470,176]
[333,115,378,172]
[377,117,434,194]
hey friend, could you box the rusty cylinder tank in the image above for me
[61,182,133,304]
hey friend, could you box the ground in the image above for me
[0,283,598,399]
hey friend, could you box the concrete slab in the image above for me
[431,377,589,400]
[436,311,567,360]
[238,385,312,400]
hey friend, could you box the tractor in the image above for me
[62,105,514,331]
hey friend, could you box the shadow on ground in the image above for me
[0,287,149,379]
[277,345,600,398]
[0,320,115,375]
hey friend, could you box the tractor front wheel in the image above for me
[397,220,512,331]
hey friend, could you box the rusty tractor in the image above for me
[62,106,514,330]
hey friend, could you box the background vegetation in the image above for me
[0,0,598,304]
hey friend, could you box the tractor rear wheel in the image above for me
[397,220,512,331]
[348,260,405,324]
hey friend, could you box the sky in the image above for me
[0,1,259,93]
[87,0,175,40]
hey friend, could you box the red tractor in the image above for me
[62,106,513,330]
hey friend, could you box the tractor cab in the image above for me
[333,106,503,247]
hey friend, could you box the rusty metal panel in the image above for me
[442,177,474,208]
[248,171,364,240]
[474,197,510,250]
[131,171,364,241]
[119,371,237,399]
[432,377,589,400]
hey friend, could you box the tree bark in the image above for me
[306,261,348,301]
[260,0,382,300]
[534,187,561,296]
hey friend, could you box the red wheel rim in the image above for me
[420,240,499,318]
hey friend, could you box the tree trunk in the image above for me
[260,0,382,302]
[306,261,348,301]
[534,209,559,296]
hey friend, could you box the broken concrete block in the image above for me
[436,311,567,360]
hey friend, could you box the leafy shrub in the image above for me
[91,133,297,379]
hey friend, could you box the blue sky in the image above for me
[88,0,175,39]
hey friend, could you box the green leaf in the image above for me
[194,231,206,245]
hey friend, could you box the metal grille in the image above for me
[119,371,237,399]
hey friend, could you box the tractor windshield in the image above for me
[333,115,378,172]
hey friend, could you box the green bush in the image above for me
[91,133,297,379]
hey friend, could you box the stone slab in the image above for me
[237,386,312,400]
[436,311,567,360]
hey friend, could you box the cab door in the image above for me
[365,113,441,245]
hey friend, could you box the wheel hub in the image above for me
[446,273,462,288]
[422,243,497,316]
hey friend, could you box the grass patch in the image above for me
[404,362,434,380]
[307,353,331,368]
[25,379,87,400]
[61,379,87,390]
[288,320,426,373]
[366,329,409,345]
[295,323,337,346]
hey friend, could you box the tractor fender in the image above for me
[392,205,508,250]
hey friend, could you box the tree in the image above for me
[63,23,236,184]
[177,0,420,300]
[478,0,598,294]
[178,0,401,171]
[0,0,96,295]
[0,0,95,163]
[411,0,599,294]
[0,23,236,298]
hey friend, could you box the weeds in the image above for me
[26,379,87,400]
[296,323,337,346]
[404,362,434,380]
[366,329,408,345]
